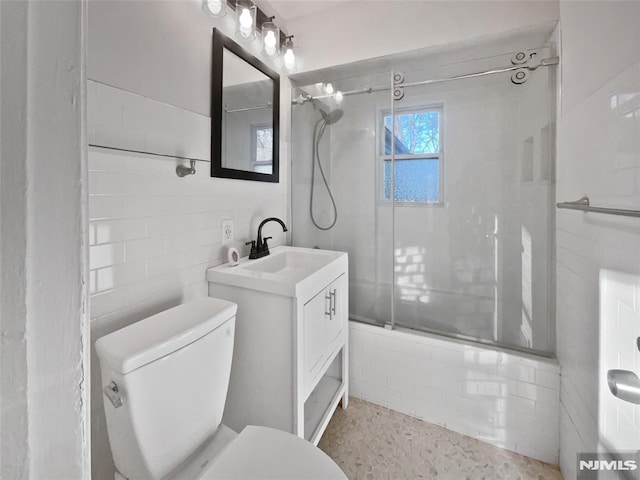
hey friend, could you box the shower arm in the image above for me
[293,56,559,104]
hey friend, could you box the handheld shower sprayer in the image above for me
[310,105,344,231]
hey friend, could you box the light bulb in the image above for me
[264,31,277,56]
[239,8,252,27]
[202,0,225,16]
[238,8,253,37]
[324,83,334,95]
[208,0,222,14]
[284,47,295,71]
[335,91,344,104]
[264,31,276,48]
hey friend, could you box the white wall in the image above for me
[556,1,640,478]
[350,322,561,464]
[87,2,291,479]
[88,0,287,117]
[287,0,559,72]
[0,1,90,478]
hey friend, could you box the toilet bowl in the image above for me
[95,297,346,480]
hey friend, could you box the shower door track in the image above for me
[294,56,559,104]
[349,314,555,359]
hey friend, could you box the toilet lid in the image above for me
[200,426,347,480]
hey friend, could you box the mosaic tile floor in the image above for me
[318,397,564,480]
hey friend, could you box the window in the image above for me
[379,106,443,203]
[251,125,273,174]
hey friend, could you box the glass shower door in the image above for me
[290,71,394,328]
[389,52,556,355]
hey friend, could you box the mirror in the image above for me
[211,29,280,182]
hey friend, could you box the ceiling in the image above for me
[265,0,348,22]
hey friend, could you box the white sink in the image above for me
[239,250,332,276]
[207,246,347,298]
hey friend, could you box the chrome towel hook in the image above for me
[176,160,196,177]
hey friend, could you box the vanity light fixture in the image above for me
[202,1,299,68]
[202,0,226,17]
[335,91,344,104]
[262,19,280,57]
[236,0,256,41]
[283,36,296,72]
[324,83,334,95]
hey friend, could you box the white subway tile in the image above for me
[430,346,463,365]
[89,196,123,220]
[618,302,640,335]
[535,369,560,390]
[507,395,536,416]
[95,262,147,292]
[516,381,538,401]
[93,219,146,245]
[90,243,124,270]
[90,289,123,319]
[121,195,165,218]
[88,149,123,172]
[95,124,145,152]
[89,96,122,125]
[89,271,96,294]
[496,363,537,383]
[604,269,637,307]
[372,384,402,408]
[124,237,166,263]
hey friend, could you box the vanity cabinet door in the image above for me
[302,287,330,391]
[325,274,347,357]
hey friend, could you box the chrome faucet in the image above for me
[246,217,288,259]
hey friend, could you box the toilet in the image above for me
[95,297,346,480]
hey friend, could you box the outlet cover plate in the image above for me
[222,219,233,243]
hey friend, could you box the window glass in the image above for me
[384,159,440,202]
[252,126,273,173]
[381,107,442,203]
[384,111,440,155]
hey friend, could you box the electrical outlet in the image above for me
[222,219,233,243]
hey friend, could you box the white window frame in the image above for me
[377,104,444,206]
[250,124,273,174]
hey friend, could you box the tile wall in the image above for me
[88,79,289,480]
[556,2,640,478]
[349,322,561,464]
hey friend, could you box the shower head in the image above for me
[319,109,344,125]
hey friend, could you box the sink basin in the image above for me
[207,246,347,298]
[239,250,332,276]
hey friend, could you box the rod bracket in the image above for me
[176,160,196,177]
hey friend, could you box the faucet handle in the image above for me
[262,237,272,254]
[245,240,256,252]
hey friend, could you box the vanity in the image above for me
[207,246,349,445]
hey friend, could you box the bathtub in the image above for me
[348,320,561,464]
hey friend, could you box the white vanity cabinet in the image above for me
[206,246,348,445]
[302,274,347,399]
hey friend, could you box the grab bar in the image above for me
[557,197,640,218]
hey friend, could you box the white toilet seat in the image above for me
[200,426,347,480]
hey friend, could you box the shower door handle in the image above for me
[607,369,640,405]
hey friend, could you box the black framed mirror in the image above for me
[211,28,280,182]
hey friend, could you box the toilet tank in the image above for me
[95,297,237,480]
